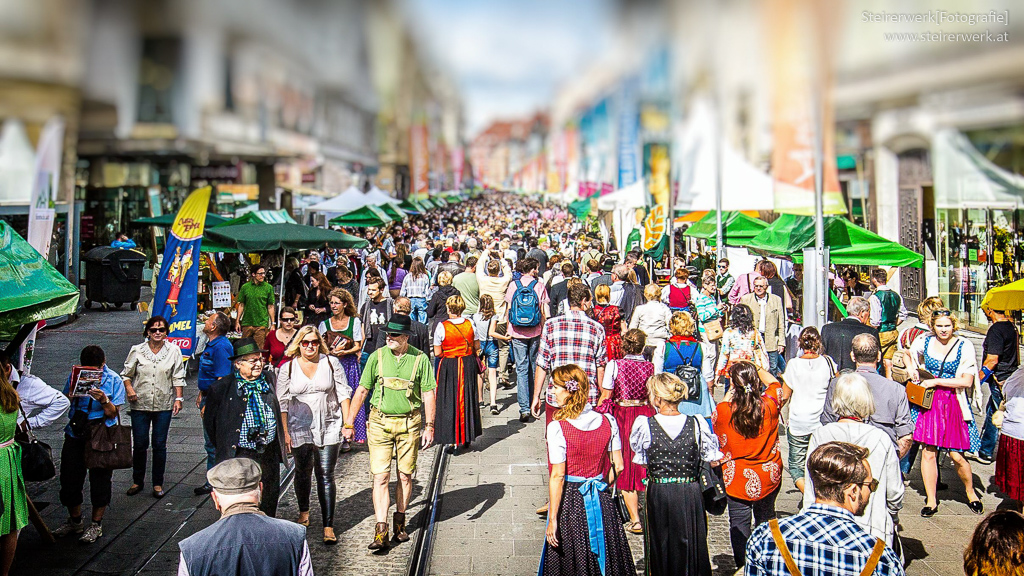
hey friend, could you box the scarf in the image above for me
[235,369,275,450]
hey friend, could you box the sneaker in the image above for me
[52,519,84,538]
[79,522,102,544]
[519,412,530,423]
[976,454,995,465]
[491,405,500,415]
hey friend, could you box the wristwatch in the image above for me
[174,397,185,402]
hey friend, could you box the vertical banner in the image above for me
[152,187,212,357]
[617,77,641,189]
[410,123,429,200]
[452,146,464,191]
[21,116,65,373]
[766,0,845,215]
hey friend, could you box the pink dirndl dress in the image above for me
[596,356,655,492]
[912,337,971,451]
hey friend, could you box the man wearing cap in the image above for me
[203,338,287,517]
[178,458,313,576]
[345,314,436,551]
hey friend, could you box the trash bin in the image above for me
[83,247,148,310]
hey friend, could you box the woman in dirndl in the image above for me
[319,288,365,446]
[905,308,984,517]
[995,367,1024,510]
[631,372,721,575]
[543,365,635,576]
[0,357,28,574]
[594,284,624,361]
[595,329,655,534]
[433,295,482,449]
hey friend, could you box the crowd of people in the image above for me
[4,193,1024,576]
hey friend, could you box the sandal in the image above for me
[626,521,643,534]
[296,515,310,527]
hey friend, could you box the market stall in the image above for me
[682,210,769,246]
[747,214,924,267]
[328,205,394,228]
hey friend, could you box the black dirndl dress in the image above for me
[643,415,712,576]
[434,320,482,447]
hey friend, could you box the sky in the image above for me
[403,0,615,138]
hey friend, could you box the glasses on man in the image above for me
[718,264,728,269]
[299,339,320,348]
[148,327,168,334]
[860,478,879,493]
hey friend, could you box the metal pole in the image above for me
[812,86,827,329]
[279,247,287,305]
[714,96,724,263]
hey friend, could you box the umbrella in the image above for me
[980,279,1024,311]
[328,204,394,228]
[133,212,230,227]
[0,221,80,337]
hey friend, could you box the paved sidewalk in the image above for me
[11,302,436,576]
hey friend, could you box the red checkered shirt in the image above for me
[536,310,607,406]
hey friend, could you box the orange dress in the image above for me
[435,319,481,446]
[713,382,784,501]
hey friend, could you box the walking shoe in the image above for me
[79,522,103,544]
[519,412,530,423]
[52,518,84,538]
[393,512,410,542]
[368,522,389,551]
[490,405,500,415]
[976,454,994,465]
[193,482,213,495]
[340,440,352,453]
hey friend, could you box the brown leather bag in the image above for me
[905,379,935,410]
[84,417,132,470]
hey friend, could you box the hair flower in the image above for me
[564,377,580,393]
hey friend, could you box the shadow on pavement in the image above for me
[435,483,506,522]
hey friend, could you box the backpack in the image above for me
[671,342,704,405]
[509,278,542,328]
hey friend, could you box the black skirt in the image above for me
[644,481,711,576]
[542,481,636,576]
[434,355,482,446]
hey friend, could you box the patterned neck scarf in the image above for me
[235,369,275,450]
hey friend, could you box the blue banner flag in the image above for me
[152,186,212,357]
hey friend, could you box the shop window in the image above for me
[137,37,181,124]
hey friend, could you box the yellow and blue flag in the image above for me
[152,186,211,357]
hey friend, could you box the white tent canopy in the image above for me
[934,128,1024,209]
[673,98,774,212]
[364,185,396,205]
[304,186,383,224]
[597,180,647,254]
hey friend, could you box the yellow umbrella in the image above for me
[980,279,1024,311]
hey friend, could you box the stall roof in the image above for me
[378,201,408,221]
[215,210,296,227]
[328,204,394,228]
[683,211,769,246]
[747,214,923,267]
[398,199,423,215]
[204,223,368,252]
[0,221,79,337]
[133,212,230,227]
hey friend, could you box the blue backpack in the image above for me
[509,278,542,328]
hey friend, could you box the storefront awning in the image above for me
[747,214,923,267]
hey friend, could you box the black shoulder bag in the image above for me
[16,404,56,482]
[695,418,727,515]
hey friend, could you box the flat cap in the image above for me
[207,457,261,495]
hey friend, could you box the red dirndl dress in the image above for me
[595,304,623,361]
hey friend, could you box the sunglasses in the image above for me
[148,327,168,334]
[280,317,297,323]
[860,478,879,493]
[931,310,952,318]
[299,340,320,348]
[238,357,264,365]
[718,264,728,269]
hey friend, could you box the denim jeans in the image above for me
[768,351,786,377]
[200,396,216,471]
[481,340,499,369]
[980,381,1004,459]
[130,410,173,486]
[511,336,540,415]
[409,297,428,324]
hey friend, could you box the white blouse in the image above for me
[432,317,473,346]
[546,405,622,465]
[629,413,723,465]
[277,356,352,447]
[120,341,186,412]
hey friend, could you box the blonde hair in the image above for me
[438,270,454,286]
[284,325,330,358]
[643,283,661,302]
[647,372,688,405]
[595,284,611,305]
[446,294,466,316]
[552,365,590,421]
[928,308,960,332]
[917,296,944,322]
[669,311,696,337]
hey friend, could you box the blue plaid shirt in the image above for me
[746,504,905,576]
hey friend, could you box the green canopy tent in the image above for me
[214,209,297,227]
[132,212,230,227]
[747,214,924,267]
[204,223,369,298]
[568,197,592,220]
[327,204,394,228]
[379,201,408,221]
[417,198,435,209]
[683,211,769,246]
[399,199,424,215]
[0,221,80,338]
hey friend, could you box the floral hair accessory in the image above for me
[564,378,580,393]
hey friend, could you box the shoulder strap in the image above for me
[769,519,804,576]
[859,538,887,576]
[686,342,700,365]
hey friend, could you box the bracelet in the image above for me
[343,424,354,429]
[175,397,185,402]
[425,423,435,429]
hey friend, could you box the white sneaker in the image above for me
[79,522,102,544]
[51,519,84,538]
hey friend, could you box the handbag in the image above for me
[84,411,132,470]
[906,339,957,410]
[694,419,727,515]
[703,318,724,342]
[15,404,55,482]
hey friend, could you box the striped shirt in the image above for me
[400,273,432,299]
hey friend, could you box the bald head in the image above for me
[851,333,880,365]
[394,297,412,315]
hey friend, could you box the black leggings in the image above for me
[293,443,340,528]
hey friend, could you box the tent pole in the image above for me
[812,77,827,329]
[279,247,287,306]
[714,90,724,261]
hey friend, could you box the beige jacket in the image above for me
[476,256,512,318]
[740,292,786,352]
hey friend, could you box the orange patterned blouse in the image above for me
[712,381,784,501]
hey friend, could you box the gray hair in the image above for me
[851,333,880,364]
[831,372,875,419]
[210,312,231,336]
[612,264,630,281]
[847,296,870,318]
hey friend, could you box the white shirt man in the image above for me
[10,367,70,429]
